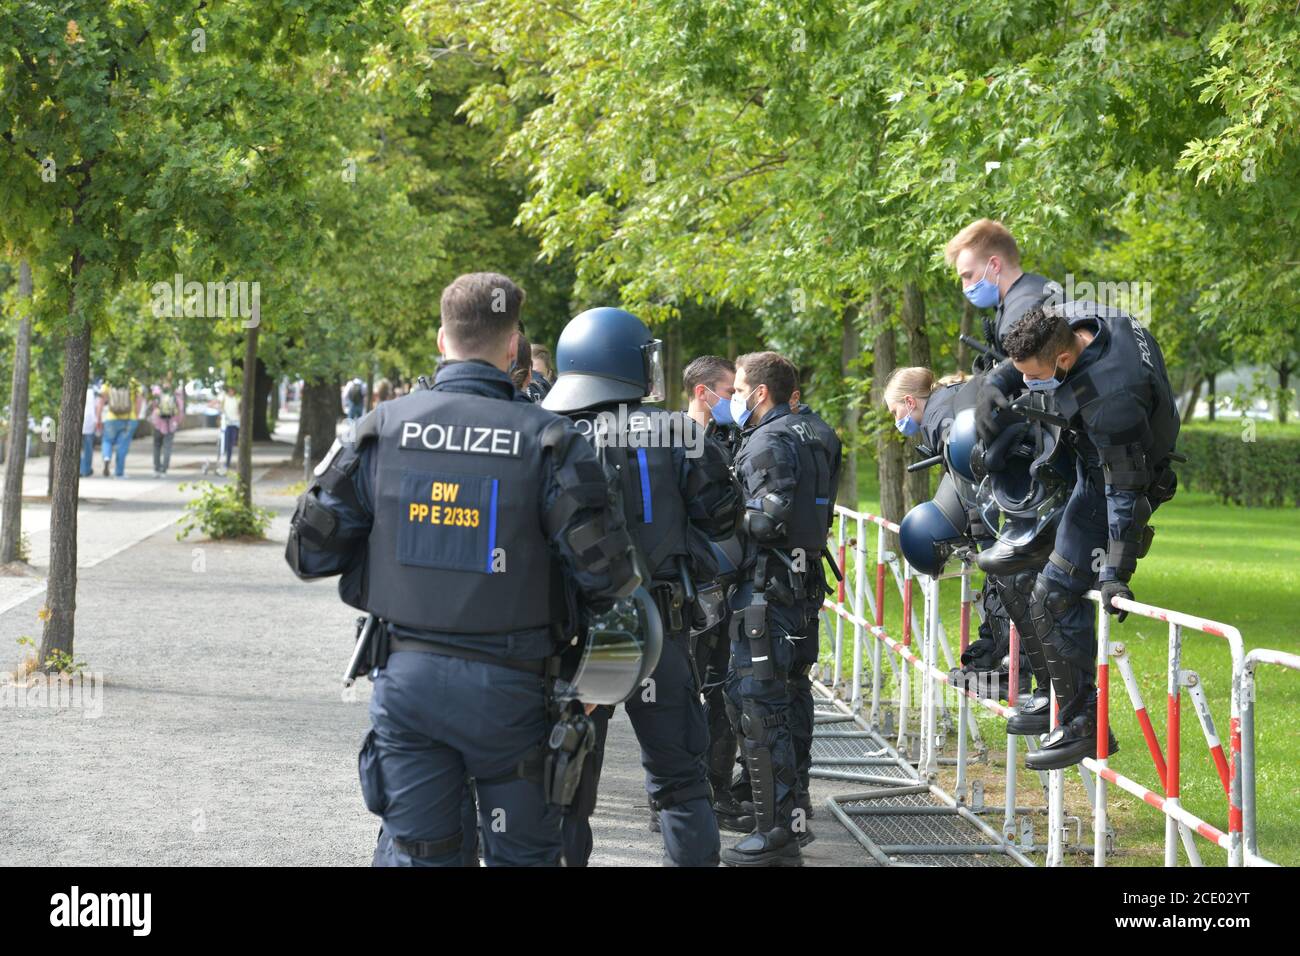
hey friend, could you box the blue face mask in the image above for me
[730,390,756,427]
[896,414,921,436]
[1023,365,1063,392]
[963,260,1001,309]
[705,388,733,425]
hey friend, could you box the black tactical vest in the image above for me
[1053,305,1180,471]
[571,405,691,582]
[361,387,562,634]
[738,412,832,551]
[919,383,961,457]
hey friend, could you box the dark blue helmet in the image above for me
[542,307,666,414]
[899,475,969,577]
[946,407,979,482]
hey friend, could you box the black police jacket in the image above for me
[285,360,638,659]
[1051,304,1180,580]
[566,404,740,585]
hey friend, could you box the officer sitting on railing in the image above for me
[980,301,1181,770]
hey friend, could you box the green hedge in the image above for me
[1175,422,1300,507]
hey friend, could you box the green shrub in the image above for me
[177,481,275,540]
[1175,421,1300,507]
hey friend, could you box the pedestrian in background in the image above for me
[97,377,144,478]
[343,378,365,420]
[80,378,99,478]
[373,378,393,405]
[149,374,186,477]
[220,384,241,475]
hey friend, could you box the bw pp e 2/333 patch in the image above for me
[397,471,499,573]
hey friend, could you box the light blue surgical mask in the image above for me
[896,414,921,436]
[1023,365,1064,392]
[730,390,756,427]
[704,387,733,426]
[963,260,1001,309]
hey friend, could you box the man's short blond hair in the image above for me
[944,219,1021,267]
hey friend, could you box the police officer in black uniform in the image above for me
[682,356,748,820]
[949,220,1068,730]
[785,388,841,830]
[946,218,1058,371]
[987,301,1180,769]
[285,273,641,866]
[722,351,832,866]
[543,308,741,867]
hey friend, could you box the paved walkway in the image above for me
[0,417,867,866]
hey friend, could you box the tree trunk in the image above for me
[269,374,281,431]
[39,253,90,669]
[239,322,259,506]
[1,261,34,564]
[839,303,861,508]
[253,356,273,441]
[1207,372,1216,422]
[870,293,904,552]
[900,282,932,510]
[1181,376,1202,424]
[957,299,974,372]
[301,380,339,470]
[1275,361,1291,425]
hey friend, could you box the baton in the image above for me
[342,614,378,688]
[961,334,1005,361]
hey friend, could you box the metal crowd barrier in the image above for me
[818,503,1288,867]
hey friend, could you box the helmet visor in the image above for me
[975,475,1064,547]
[642,339,666,403]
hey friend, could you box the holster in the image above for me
[650,580,688,634]
[542,707,596,809]
[744,590,774,682]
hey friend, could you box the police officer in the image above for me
[888,368,1037,704]
[723,351,832,866]
[683,356,747,819]
[948,220,1069,729]
[990,301,1180,769]
[544,309,741,867]
[784,386,842,833]
[946,218,1057,370]
[286,273,641,866]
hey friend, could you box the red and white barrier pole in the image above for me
[1182,671,1231,795]
[851,513,867,714]
[1113,644,1168,786]
[870,522,886,726]
[832,512,846,691]
[1094,603,1111,866]
[955,566,972,801]
[1004,622,1020,841]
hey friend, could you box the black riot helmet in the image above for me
[899,475,970,577]
[542,307,666,414]
[973,419,1071,558]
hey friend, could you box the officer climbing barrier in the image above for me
[815,504,1291,867]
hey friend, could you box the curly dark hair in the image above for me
[1003,304,1074,363]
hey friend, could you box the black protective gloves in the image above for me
[1099,579,1134,622]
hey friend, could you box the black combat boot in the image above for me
[1025,696,1120,771]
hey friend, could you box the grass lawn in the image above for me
[821,463,1299,866]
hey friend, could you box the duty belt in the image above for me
[388,632,551,676]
